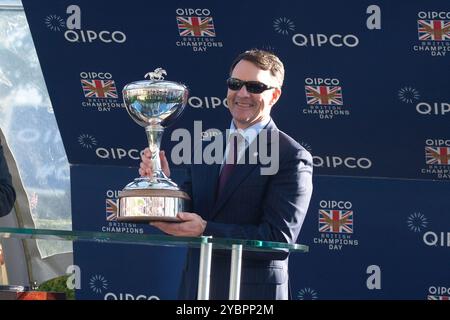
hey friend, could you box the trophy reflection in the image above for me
[117,68,190,222]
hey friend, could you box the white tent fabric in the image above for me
[0,1,73,287]
[0,129,73,287]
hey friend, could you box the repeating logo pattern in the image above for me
[421,139,450,179]
[88,273,159,299]
[428,295,450,300]
[175,8,223,52]
[78,134,98,149]
[176,17,216,37]
[273,17,295,35]
[319,209,353,233]
[427,286,450,300]
[81,80,118,99]
[406,212,428,233]
[398,87,421,104]
[425,147,450,165]
[313,200,359,251]
[89,274,108,294]
[297,287,319,300]
[44,5,126,44]
[305,86,343,105]
[105,198,118,221]
[26,1,449,300]
[417,20,450,41]
[79,72,124,112]
[301,78,349,119]
[44,14,65,32]
[413,12,449,57]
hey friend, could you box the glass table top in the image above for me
[0,227,308,253]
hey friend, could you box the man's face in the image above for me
[227,60,281,129]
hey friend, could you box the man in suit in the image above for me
[0,138,16,216]
[139,49,313,299]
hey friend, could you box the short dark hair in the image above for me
[230,49,285,87]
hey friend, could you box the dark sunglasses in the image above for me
[227,78,276,94]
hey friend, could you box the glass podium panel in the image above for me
[0,227,308,300]
[0,227,207,249]
[0,227,308,252]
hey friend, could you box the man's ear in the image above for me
[270,88,282,106]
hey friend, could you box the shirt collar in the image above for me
[228,117,271,146]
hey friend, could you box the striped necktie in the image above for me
[216,133,244,198]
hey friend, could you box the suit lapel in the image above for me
[210,120,278,219]
[210,159,258,219]
[197,134,223,220]
[201,161,220,220]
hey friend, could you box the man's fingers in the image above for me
[177,212,194,221]
[140,161,151,171]
[141,151,152,164]
[141,148,153,166]
[139,149,170,177]
[143,147,151,157]
[139,162,153,177]
[151,221,180,236]
[139,148,154,177]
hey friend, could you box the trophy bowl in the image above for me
[117,68,190,222]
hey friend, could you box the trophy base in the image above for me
[117,188,190,223]
[116,215,182,223]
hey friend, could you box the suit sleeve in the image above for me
[0,144,16,216]
[204,147,313,246]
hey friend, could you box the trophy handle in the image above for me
[145,125,166,180]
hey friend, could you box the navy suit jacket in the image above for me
[0,140,16,216]
[177,120,313,300]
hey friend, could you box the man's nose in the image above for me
[236,84,250,97]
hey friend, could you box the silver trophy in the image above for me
[117,68,190,222]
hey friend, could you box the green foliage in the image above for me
[38,275,75,300]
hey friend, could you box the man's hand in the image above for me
[150,212,207,237]
[139,148,170,177]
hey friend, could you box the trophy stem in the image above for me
[145,125,165,178]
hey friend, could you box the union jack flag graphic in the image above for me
[81,79,118,98]
[425,146,450,165]
[106,199,118,221]
[319,209,353,233]
[428,295,450,300]
[305,86,343,105]
[418,20,450,41]
[176,16,216,37]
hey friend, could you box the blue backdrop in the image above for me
[22,0,449,299]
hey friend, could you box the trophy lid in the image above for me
[123,79,188,92]
[123,68,187,92]
[122,68,188,127]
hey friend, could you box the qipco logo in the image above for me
[65,30,126,43]
[104,292,160,300]
[418,11,450,19]
[416,102,450,116]
[423,231,450,247]
[95,147,142,160]
[176,8,211,16]
[64,5,126,44]
[319,200,352,210]
[188,96,228,109]
[313,156,372,169]
[425,139,450,147]
[292,33,359,48]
